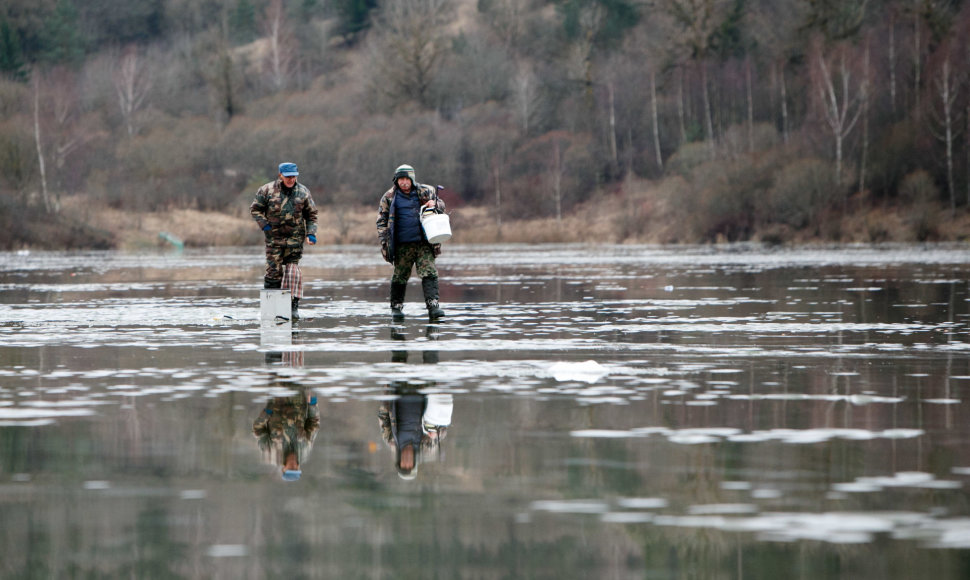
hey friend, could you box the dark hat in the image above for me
[279,162,299,177]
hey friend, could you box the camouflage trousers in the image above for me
[264,242,303,283]
[392,242,438,284]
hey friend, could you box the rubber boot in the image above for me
[291,298,300,321]
[390,326,408,362]
[264,277,282,289]
[390,281,407,320]
[423,324,440,364]
[422,277,445,319]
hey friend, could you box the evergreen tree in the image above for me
[333,0,379,42]
[557,0,640,49]
[230,0,257,44]
[0,17,28,81]
[39,0,85,66]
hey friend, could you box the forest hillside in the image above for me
[2,0,970,249]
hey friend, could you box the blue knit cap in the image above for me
[282,469,302,481]
[279,162,299,177]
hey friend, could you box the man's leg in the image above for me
[264,243,284,289]
[390,243,417,318]
[281,247,304,319]
[415,245,444,319]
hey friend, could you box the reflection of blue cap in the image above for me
[282,469,302,481]
[279,162,299,177]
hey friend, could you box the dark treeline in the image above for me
[1,0,969,247]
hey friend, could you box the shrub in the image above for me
[768,158,841,230]
[666,141,712,177]
[898,170,938,204]
[899,170,940,241]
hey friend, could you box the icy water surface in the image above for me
[2,243,970,578]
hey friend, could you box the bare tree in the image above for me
[512,63,539,134]
[889,9,898,116]
[653,0,732,156]
[550,135,566,223]
[45,67,105,193]
[482,0,531,52]
[32,74,52,214]
[649,66,663,171]
[367,0,454,109]
[114,45,153,138]
[858,36,871,198]
[812,41,865,190]
[567,2,602,111]
[913,0,922,116]
[927,49,962,216]
[745,0,806,144]
[262,0,296,91]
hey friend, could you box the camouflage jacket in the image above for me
[376,183,445,263]
[251,179,318,247]
[253,392,320,467]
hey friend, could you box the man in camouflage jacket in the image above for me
[251,162,318,319]
[376,164,445,319]
[253,385,320,482]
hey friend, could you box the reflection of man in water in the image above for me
[253,386,319,481]
[377,385,453,479]
[379,324,452,479]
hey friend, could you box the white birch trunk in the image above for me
[780,63,789,144]
[650,69,663,172]
[700,60,715,159]
[889,12,897,116]
[33,76,52,214]
[746,56,754,153]
[608,81,618,169]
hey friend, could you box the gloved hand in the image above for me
[307,234,316,244]
[262,225,271,232]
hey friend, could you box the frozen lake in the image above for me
[1,243,970,578]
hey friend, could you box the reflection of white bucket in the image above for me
[421,213,452,243]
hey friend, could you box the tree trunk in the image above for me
[815,47,863,192]
[493,157,502,239]
[677,68,687,145]
[552,139,562,223]
[889,12,897,117]
[941,58,956,216]
[780,62,789,144]
[913,2,921,118]
[746,55,754,153]
[607,81,618,171]
[650,68,663,172]
[700,60,715,158]
[33,76,52,214]
[859,39,870,198]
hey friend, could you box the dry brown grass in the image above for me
[59,181,970,251]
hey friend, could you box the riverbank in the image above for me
[0,188,970,251]
[19,186,970,251]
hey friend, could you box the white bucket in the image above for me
[260,289,291,325]
[421,212,452,243]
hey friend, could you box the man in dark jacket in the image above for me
[376,164,445,320]
[251,162,318,320]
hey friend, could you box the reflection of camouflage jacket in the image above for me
[251,179,318,247]
[376,184,444,262]
[253,392,320,466]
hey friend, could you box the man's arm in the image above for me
[420,184,445,213]
[302,188,318,242]
[376,190,392,240]
[250,186,270,230]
